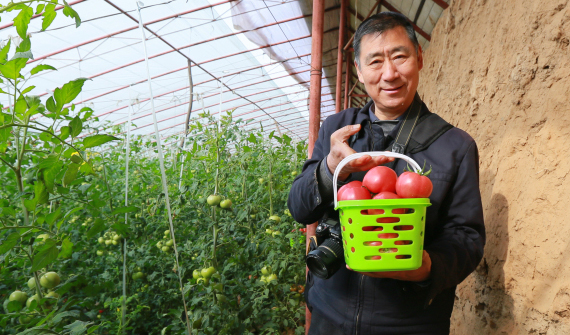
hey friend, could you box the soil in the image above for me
[419,0,570,333]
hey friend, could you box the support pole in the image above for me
[344,50,351,110]
[335,0,347,113]
[307,0,325,332]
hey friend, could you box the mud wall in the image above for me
[419,0,570,333]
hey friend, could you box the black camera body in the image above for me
[306,217,344,279]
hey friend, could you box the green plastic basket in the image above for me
[333,152,431,272]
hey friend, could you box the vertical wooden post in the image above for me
[306,0,326,332]
[335,0,347,113]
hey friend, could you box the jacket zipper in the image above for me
[354,274,365,335]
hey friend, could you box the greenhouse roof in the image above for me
[1,0,447,145]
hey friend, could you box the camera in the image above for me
[306,217,344,279]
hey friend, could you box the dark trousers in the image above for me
[308,310,345,335]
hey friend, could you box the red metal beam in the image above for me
[432,0,450,10]
[344,49,351,109]
[343,0,382,50]
[380,1,431,41]
[335,0,347,113]
[27,0,234,64]
[0,0,86,31]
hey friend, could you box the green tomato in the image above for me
[258,178,264,184]
[272,231,281,237]
[156,241,163,248]
[269,215,281,223]
[265,229,273,234]
[220,199,232,209]
[216,294,227,304]
[260,275,267,283]
[132,272,144,280]
[164,230,170,236]
[261,266,272,276]
[96,250,105,256]
[250,214,256,219]
[26,295,40,308]
[112,240,118,246]
[40,272,61,289]
[19,315,33,324]
[267,273,278,283]
[201,267,216,279]
[192,270,201,279]
[161,246,170,252]
[113,235,122,241]
[196,277,209,285]
[98,237,105,244]
[165,240,173,247]
[27,277,36,290]
[9,290,28,304]
[207,195,221,206]
[291,171,298,176]
[105,240,112,245]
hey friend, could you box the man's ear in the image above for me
[417,45,424,71]
[355,60,364,83]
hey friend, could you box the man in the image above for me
[288,12,485,335]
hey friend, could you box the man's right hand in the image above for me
[326,124,394,181]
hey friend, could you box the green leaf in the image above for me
[46,96,56,113]
[58,238,73,259]
[64,320,91,335]
[0,232,20,254]
[34,181,49,205]
[62,4,81,28]
[111,206,138,215]
[21,85,35,94]
[43,164,60,193]
[42,4,57,31]
[31,64,56,75]
[32,239,58,271]
[0,39,11,64]
[60,126,70,140]
[53,77,89,111]
[63,163,80,187]
[111,223,129,237]
[247,133,257,144]
[69,115,82,137]
[13,97,27,115]
[6,300,22,313]
[0,57,27,79]
[24,198,37,211]
[83,134,120,148]
[13,5,34,39]
[11,50,34,60]
[86,218,105,239]
[45,207,61,226]
[36,3,46,14]
[16,37,31,53]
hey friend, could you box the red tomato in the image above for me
[362,166,397,194]
[369,256,382,260]
[395,171,433,198]
[377,233,398,239]
[364,241,383,246]
[338,186,371,201]
[372,191,400,200]
[337,181,363,199]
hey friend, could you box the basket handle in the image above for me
[333,152,422,208]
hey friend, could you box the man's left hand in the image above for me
[347,250,432,282]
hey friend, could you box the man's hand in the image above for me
[346,250,432,282]
[327,124,394,180]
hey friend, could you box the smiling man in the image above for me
[288,12,485,335]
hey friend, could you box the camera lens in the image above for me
[306,238,344,279]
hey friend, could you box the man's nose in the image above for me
[381,60,398,82]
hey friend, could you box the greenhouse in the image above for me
[4,0,569,334]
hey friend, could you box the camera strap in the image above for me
[384,94,422,169]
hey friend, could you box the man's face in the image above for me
[355,26,423,118]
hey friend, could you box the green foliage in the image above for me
[0,2,308,334]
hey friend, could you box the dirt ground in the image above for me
[419,0,570,333]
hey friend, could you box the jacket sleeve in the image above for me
[424,140,486,301]
[287,119,339,224]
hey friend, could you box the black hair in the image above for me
[353,12,420,67]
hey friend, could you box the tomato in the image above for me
[197,277,209,285]
[269,215,281,223]
[165,240,173,247]
[201,267,216,279]
[9,290,28,305]
[192,270,201,279]
[27,277,36,289]
[362,166,397,194]
[40,272,61,289]
[26,295,40,308]
[132,272,144,280]
[290,285,298,292]
[261,266,272,276]
[220,199,232,209]
[395,171,433,198]
[297,285,304,293]
[272,231,281,237]
[207,195,221,206]
[96,250,105,256]
[291,171,298,176]
[364,241,383,246]
[164,230,170,236]
[266,274,278,282]
[337,181,363,200]
[98,237,105,244]
[338,186,372,201]
[19,315,33,324]
[369,256,382,260]
[369,192,401,215]
[377,233,399,239]
[161,246,170,252]
[99,309,104,314]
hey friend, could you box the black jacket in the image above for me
[287,99,485,334]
